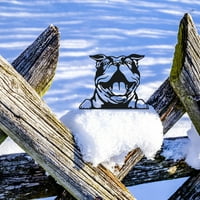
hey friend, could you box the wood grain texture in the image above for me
[115,77,186,181]
[168,172,200,200]
[117,148,144,181]
[0,25,59,145]
[0,153,63,200]
[1,137,197,199]
[55,13,200,199]
[117,13,200,183]
[12,24,59,97]
[1,13,200,200]
[0,56,135,200]
[170,13,200,135]
[147,78,185,134]
[122,137,196,186]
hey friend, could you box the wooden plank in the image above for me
[12,24,59,96]
[147,78,185,134]
[55,191,80,200]
[115,13,200,182]
[0,131,7,144]
[0,24,59,145]
[170,13,200,135]
[117,148,144,181]
[0,153,63,200]
[115,79,186,180]
[122,137,195,186]
[0,56,135,200]
[168,172,200,200]
[1,137,197,199]
[168,13,200,200]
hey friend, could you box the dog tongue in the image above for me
[112,82,126,95]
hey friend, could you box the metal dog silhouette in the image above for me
[79,54,148,109]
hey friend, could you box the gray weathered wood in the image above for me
[168,172,200,200]
[115,13,200,184]
[147,78,185,134]
[55,190,79,200]
[12,24,59,96]
[115,78,186,181]
[122,137,196,186]
[117,148,144,181]
[0,131,7,144]
[0,56,135,200]
[2,12,199,200]
[0,153,63,200]
[1,137,197,199]
[170,13,200,135]
[0,24,59,145]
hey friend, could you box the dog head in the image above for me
[91,54,144,105]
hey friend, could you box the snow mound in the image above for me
[185,124,200,169]
[61,106,163,171]
[161,138,188,161]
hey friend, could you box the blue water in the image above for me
[1,1,199,199]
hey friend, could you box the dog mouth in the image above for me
[101,81,135,96]
[99,72,138,96]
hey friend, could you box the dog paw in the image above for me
[79,99,92,109]
[136,99,149,109]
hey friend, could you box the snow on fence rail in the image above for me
[0,13,199,200]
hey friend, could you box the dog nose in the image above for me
[116,63,120,67]
[113,62,120,68]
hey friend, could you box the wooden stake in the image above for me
[0,137,196,199]
[170,13,200,135]
[0,55,135,200]
[113,12,200,187]
[168,172,200,200]
[0,24,59,145]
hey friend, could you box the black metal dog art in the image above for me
[79,54,149,109]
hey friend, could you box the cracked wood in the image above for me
[0,137,197,199]
[0,55,135,200]
[0,24,59,145]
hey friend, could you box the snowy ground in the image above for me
[0,0,200,199]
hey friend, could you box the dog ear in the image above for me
[89,54,106,61]
[128,54,144,61]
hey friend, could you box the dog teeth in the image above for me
[112,82,126,95]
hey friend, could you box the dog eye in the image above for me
[125,60,138,67]
[126,61,132,65]
[124,60,132,67]
[102,59,112,66]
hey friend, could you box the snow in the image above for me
[61,106,163,172]
[161,123,200,170]
[185,124,200,169]
[0,137,24,155]
[1,1,200,199]
[161,137,189,161]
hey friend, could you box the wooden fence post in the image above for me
[0,55,135,200]
[1,12,200,200]
[168,172,200,200]
[0,24,59,145]
[116,12,200,187]
[167,12,200,200]
[147,78,185,134]
[170,13,200,135]
[0,153,63,200]
[0,137,197,199]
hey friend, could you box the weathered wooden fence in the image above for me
[0,24,59,145]
[0,13,199,200]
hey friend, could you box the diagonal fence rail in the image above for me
[0,13,199,200]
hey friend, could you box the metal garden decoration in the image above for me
[79,54,149,109]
